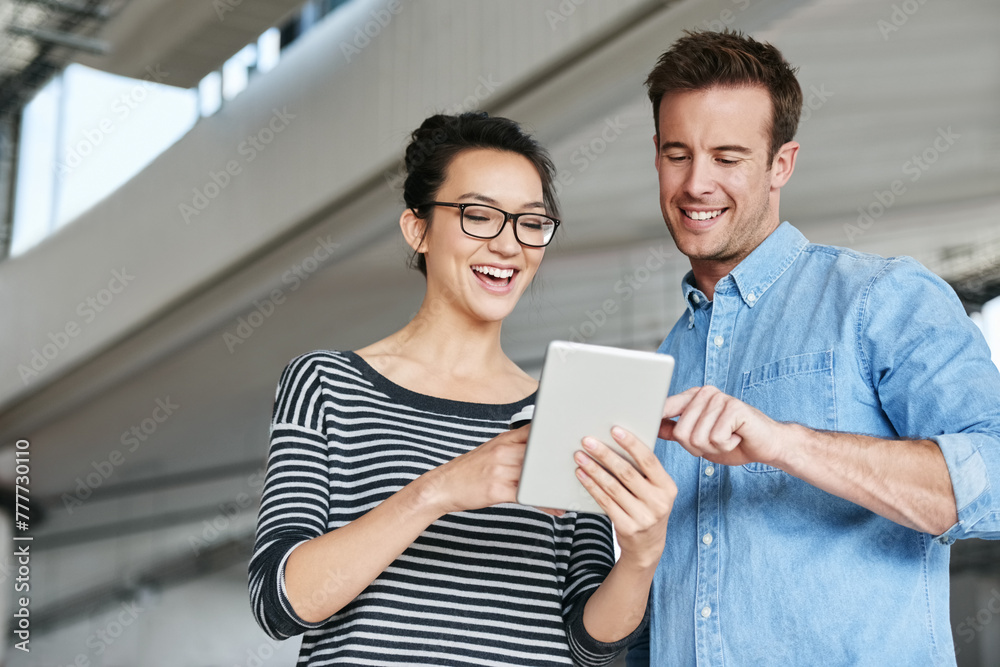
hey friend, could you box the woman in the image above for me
[249,112,676,665]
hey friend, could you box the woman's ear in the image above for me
[400,208,429,254]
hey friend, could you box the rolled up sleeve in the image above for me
[861,257,1000,544]
[932,431,1000,544]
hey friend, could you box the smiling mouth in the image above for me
[681,208,727,221]
[471,264,517,289]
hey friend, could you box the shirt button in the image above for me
[702,533,713,546]
[747,293,756,303]
[705,466,715,476]
[692,294,700,304]
[701,606,712,618]
[714,335,724,347]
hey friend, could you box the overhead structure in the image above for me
[0,0,122,118]
[71,0,306,88]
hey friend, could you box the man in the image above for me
[628,30,1000,666]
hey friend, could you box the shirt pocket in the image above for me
[739,349,836,473]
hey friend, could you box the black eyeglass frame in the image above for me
[414,201,561,248]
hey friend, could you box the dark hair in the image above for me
[645,29,802,164]
[402,112,559,276]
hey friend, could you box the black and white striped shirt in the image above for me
[248,350,643,665]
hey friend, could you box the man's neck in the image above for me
[689,259,739,301]
[687,220,783,300]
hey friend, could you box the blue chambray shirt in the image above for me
[628,222,1000,667]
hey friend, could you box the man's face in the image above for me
[654,85,792,271]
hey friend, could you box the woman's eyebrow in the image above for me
[456,192,546,209]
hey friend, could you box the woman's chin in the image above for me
[466,292,525,323]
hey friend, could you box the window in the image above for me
[8,2,350,257]
[972,295,1000,371]
[10,65,198,256]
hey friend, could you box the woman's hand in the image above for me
[574,427,676,567]
[416,425,530,516]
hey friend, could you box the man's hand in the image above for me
[659,386,960,534]
[659,386,790,468]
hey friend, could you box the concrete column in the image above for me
[0,111,20,259]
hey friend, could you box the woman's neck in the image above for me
[388,300,506,375]
[354,294,534,403]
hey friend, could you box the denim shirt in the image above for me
[628,222,1000,666]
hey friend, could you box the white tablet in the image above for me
[516,341,674,515]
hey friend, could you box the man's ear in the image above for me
[400,208,428,254]
[769,141,799,190]
[652,134,660,174]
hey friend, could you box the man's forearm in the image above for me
[772,423,959,535]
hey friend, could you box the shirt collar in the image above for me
[680,222,808,314]
[681,272,705,319]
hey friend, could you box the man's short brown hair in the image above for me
[645,29,802,164]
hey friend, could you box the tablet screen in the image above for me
[516,341,674,514]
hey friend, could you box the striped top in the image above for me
[249,350,643,666]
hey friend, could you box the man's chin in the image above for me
[672,235,730,262]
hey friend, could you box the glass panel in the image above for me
[981,295,1000,371]
[10,76,61,256]
[223,44,257,101]
[257,28,282,74]
[55,65,198,227]
[199,71,222,117]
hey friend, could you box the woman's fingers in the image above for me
[608,426,673,488]
[537,506,566,517]
[574,438,646,521]
[575,429,676,527]
[435,433,529,512]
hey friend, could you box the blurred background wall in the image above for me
[1,0,999,664]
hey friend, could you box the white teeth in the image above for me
[472,265,514,279]
[685,209,724,221]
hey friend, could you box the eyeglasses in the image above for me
[417,202,560,248]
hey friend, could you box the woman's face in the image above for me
[417,148,549,325]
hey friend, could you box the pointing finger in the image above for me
[662,387,700,419]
